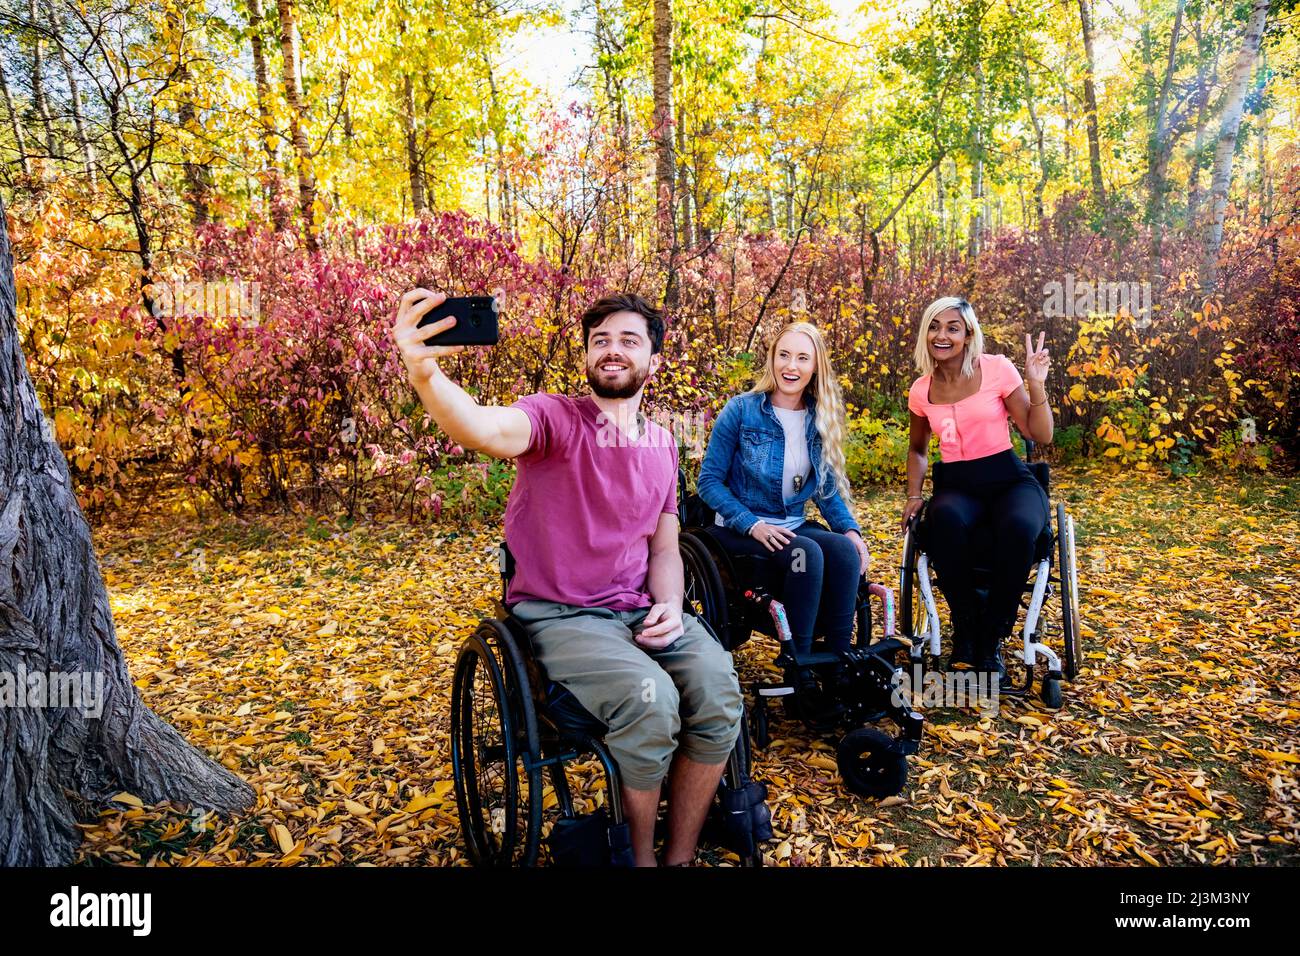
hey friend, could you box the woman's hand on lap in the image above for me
[749,521,796,552]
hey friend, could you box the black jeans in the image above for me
[924,450,1050,641]
[710,520,860,654]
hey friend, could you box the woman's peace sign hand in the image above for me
[1024,331,1051,386]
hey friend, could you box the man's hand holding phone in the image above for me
[393,287,531,460]
[394,289,460,387]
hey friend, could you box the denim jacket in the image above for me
[697,390,860,536]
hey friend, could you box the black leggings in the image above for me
[923,450,1049,639]
[710,521,860,655]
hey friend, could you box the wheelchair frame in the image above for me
[448,545,771,867]
[677,479,925,798]
[898,454,1081,708]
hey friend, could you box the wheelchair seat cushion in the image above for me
[545,680,608,738]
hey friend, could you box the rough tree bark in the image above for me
[0,196,254,866]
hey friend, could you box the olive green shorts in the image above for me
[511,600,744,791]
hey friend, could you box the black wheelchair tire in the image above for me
[1040,674,1063,709]
[1056,502,1081,681]
[680,531,731,645]
[836,726,908,798]
[450,625,542,866]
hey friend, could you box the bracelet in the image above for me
[906,495,923,501]
[1030,396,1048,407]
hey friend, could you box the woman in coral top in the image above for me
[902,296,1055,685]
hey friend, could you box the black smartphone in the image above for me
[416,295,500,346]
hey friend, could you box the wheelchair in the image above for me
[898,444,1081,708]
[677,474,925,799]
[449,542,772,867]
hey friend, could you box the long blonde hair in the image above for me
[751,321,852,502]
[914,296,985,377]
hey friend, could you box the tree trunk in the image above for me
[1200,0,1272,290]
[651,0,677,309]
[1145,0,1186,267]
[1078,0,1106,204]
[1185,13,1220,230]
[276,0,319,251]
[247,0,288,230]
[27,0,56,162]
[0,194,254,866]
[170,11,215,225]
[45,0,96,185]
[0,62,31,177]
[402,71,426,214]
[967,52,985,259]
[1025,80,1047,223]
[1257,51,1270,227]
[675,114,693,251]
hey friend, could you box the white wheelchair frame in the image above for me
[900,500,1081,706]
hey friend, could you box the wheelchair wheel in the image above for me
[1056,502,1081,681]
[750,697,771,750]
[836,727,907,798]
[899,517,932,648]
[680,531,729,641]
[450,622,542,866]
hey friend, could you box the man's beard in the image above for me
[587,360,650,399]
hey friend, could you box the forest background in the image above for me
[1,0,1297,521]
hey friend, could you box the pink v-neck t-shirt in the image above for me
[908,353,1024,463]
[504,393,679,610]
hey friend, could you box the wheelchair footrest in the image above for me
[717,779,773,857]
[856,638,907,658]
[777,649,841,668]
[547,809,635,867]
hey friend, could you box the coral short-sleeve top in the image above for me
[908,354,1024,463]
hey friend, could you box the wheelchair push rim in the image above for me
[680,531,730,643]
[899,514,935,652]
[450,627,542,866]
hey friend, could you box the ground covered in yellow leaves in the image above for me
[75,470,1299,866]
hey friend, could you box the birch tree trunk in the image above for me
[1200,0,1273,290]
[276,0,319,251]
[45,0,96,185]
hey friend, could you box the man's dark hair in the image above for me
[580,293,665,355]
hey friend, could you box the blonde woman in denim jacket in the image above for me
[697,322,870,656]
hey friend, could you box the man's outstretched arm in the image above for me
[393,288,532,460]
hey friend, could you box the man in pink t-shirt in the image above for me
[393,289,742,867]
